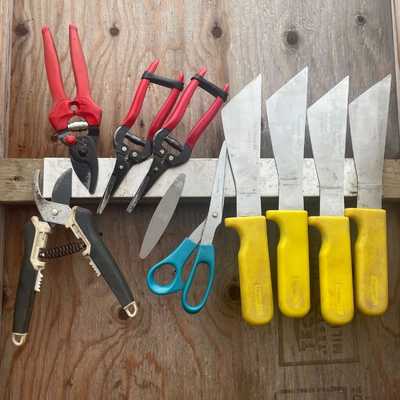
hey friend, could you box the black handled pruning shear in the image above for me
[97,60,184,214]
[126,68,229,212]
[42,25,101,194]
[12,169,137,346]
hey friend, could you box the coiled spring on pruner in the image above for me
[39,240,86,260]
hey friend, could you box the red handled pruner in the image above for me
[97,60,184,214]
[126,68,229,213]
[42,25,102,194]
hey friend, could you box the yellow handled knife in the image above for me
[222,75,273,325]
[265,68,310,318]
[307,77,354,326]
[345,75,391,316]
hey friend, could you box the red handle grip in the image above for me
[42,26,73,131]
[120,60,160,128]
[69,25,91,100]
[43,25,101,131]
[42,26,67,103]
[147,72,184,140]
[163,67,207,132]
[185,84,229,149]
[69,24,102,126]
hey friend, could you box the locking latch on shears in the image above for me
[127,68,229,212]
[97,60,184,214]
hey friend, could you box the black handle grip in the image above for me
[13,220,38,339]
[74,207,135,309]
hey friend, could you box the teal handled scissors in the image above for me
[146,141,228,313]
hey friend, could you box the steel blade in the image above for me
[349,75,391,209]
[33,170,71,226]
[51,169,72,205]
[69,136,98,194]
[307,77,349,216]
[139,174,186,259]
[189,221,206,243]
[126,175,152,213]
[98,155,132,214]
[266,68,308,210]
[70,156,96,194]
[221,75,262,216]
[201,142,227,244]
[97,174,117,215]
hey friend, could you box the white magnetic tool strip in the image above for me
[43,157,359,199]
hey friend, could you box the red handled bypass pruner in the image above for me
[97,60,184,214]
[126,68,229,213]
[42,25,102,194]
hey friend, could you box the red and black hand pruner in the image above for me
[126,68,229,213]
[96,60,184,214]
[42,24,102,194]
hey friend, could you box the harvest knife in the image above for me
[222,75,273,325]
[307,77,354,325]
[345,75,391,315]
[266,68,310,318]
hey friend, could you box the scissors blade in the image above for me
[189,220,206,243]
[139,174,186,259]
[97,160,128,214]
[201,142,227,244]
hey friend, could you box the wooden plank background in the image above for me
[1,1,400,399]
[0,0,13,334]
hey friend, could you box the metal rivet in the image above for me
[154,167,159,172]
[132,152,138,158]
[121,146,127,152]
[168,155,174,161]
[160,149,165,155]
[52,209,59,216]
[212,212,218,218]
[119,165,124,170]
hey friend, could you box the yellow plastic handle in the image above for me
[344,208,388,315]
[308,216,354,325]
[224,216,273,325]
[266,210,310,318]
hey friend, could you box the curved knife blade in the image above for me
[307,77,349,216]
[221,75,262,216]
[266,67,308,210]
[349,75,391,208]
[51,168,72,205]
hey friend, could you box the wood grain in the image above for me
[0,0,13,335]
[392,0,400,136]
[1,1,400,399]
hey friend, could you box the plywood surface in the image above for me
[0,0,13,339]
[1,1,400,399]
